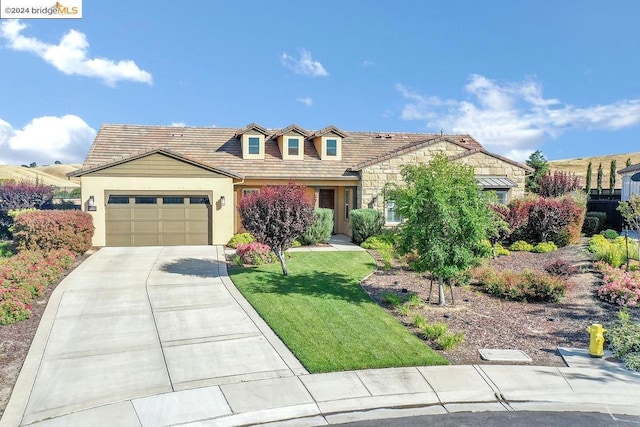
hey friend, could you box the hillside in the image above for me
[0,164,81,188]
[548,152,640,190]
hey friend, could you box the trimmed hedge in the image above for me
[582,212,607,236]
[0,249,75,324]
[12,210,94,254]
[350,209,384,244]
[299,208,334,245]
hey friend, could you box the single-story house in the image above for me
[69,123,532,247]
[619,162,640,202]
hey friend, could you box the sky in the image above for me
[1,1,639,166]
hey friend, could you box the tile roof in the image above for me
[72,124,531,179]
[619,163,640,174]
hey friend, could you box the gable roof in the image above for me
[449,148,535,173]
[74,124,531,180]
[234,123,268,136]
[273,124,310,138]
[619,163,640,174]
[69,147,243,178]
[311,125,348,138]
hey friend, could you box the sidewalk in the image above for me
[2,241,640,426]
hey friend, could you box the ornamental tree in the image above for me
[610,160,617,195]
[386,154,495,305]
[597,163,604,195]
[618,194,640,262]
[238,183,315,275]
[0,181,54,239]
[537,171,581,198]
[525,150,549,193]
[585,162,592,195]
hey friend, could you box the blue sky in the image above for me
[1,1,639,165]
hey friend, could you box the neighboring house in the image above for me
[619,162,640,201]
[69,123,532,247]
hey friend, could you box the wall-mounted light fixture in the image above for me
[87,195,97,211]
[220,195,226,207]
[371,195,379,205]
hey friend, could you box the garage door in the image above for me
[106,195,211,246]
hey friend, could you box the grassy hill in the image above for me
[548,152,640,190]
[0,164,81,188]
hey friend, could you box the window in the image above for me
[135,197,157,204]
[287,138,299,156]
[345,187,357,220]
[385,200,403,224]
[248,137,260,155]
[484,189,509,205]
[189,196,210,205]
[108,196,129,204]
[162,197,184,204]
[242,188,259,197]
[326,139,337,157]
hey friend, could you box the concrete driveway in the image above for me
[3,246,306,426]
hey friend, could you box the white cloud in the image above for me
[0,115,96,165]
[281,49,328,77]
[0,20,152,86]
[171,122,186,127]
[396,75,640,161]
[296,97,313,107]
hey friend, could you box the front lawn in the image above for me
[229,251,447,372]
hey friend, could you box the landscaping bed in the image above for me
[361,239,640,366]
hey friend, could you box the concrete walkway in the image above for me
[3,243,640,426]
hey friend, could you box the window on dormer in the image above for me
[326,139,337,157]
[288,138,300,156]
[248,137,260,155]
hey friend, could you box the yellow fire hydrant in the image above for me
[586,324,606,358]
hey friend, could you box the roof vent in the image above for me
[171,133,183,137]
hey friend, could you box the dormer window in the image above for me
[312,125,347,161]
[288,138,300,156]
[236,123,268,160]
[326,139,338,157]
[248,137,260,155]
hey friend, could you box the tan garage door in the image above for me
[106,195,211,246]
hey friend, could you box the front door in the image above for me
[318,189,336,233]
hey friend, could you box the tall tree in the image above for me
[626,158,632,168]
[610,160,617,195]
[238,183,314,276]
[386,154,495,305]
[525,150,549,193]
[585,162,592,195]
[597,163,603,195]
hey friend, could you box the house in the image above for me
[69,123,532,247]
[619,162,640,201]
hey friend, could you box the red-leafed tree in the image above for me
[238,183,315,275]
[536,171,581,198]
[0,181,54,239]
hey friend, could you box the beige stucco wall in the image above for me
[80,175,235,246]
[359,142,527,213]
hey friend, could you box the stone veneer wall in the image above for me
[359,143,527,211]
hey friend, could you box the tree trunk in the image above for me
[274,248,288,276]
[438,276,445,306]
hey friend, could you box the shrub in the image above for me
[602,229,619,240]
[606,309,640,371]
[595,262,640,307]
[235,242,277,265]
[493,243,510,257]
[350,209,384,245]
[589,235,639,268]
[437,332,465,350]
[532,241,558,253]
[227,232,254,248]
[544,259,579,276]
[475,268,568,302]
[509,240,533,252]
[0,249,75,324]
[0,182,54,239]
[0,241,13,258]
[582,212,607,236]
[405,293,422,308]
[12,210,94,254]
[397,304,411,316]
[421,322,448,340]
[537,171,581,198]
[299,208,333,246]
[412,313,428,329]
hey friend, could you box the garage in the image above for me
[105,195,212,246]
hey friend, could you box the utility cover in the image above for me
[478,349,532,362]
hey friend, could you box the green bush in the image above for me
[12,210,94,254]
[475,268,568,302]
[588,235,639,267]
[509,240,533,252]
[405,293,422,308]
[437,332,465,350]
[602,229,619,240]
[606,309,640,372]
[0,241,13,258]
[235,242,277,265]
[412,313,428,329]
[299,208,334,245]
[421,322,448,340]
[582,212,607,236]
[532,241,558,253]
[350,209,385,245]
[227,232,254,248]
[493,243,510,256]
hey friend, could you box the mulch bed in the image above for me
[361,239,639,366]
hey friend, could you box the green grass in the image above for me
[229,252,447,372]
